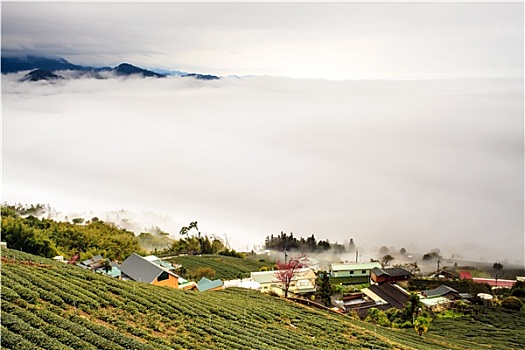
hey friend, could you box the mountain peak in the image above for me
[20,69,64,82]
[112,63,165,78]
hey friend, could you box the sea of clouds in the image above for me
[2,73,523,265]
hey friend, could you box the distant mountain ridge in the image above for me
[2,54,220,80]
[20,69,64,82]
[111,63,166,78]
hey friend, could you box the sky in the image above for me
[1,2,523,80]
[1,2,524,265]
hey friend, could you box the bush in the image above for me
[501,296,523,311]
[194,267,216,279]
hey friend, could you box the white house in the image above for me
[250,268,316,297]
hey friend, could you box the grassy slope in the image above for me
[166,254,274,280]
[2,248,523,350]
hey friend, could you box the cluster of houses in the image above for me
[60,252,521,317]
[58,252,224,292]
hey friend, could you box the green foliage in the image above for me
[511,281,525,298]
[1,216,58,258]
[365,308,390,327]
[413,316,430,336]
[218,248,244,258]
[502,296,523,311]
[265,231,345,253]
[194,266,216,279]
[493,262,504,270]
[3,248,524,350]
[317,272,333,307]
[429,306,525,348]
[168,254,272,280]
[1,203,144,261]
[405,293,423,325]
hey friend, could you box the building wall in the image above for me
[152,275,179,288]
[333,269,372,278]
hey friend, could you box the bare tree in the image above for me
[275,255,307,299]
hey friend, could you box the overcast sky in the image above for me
[1,2,524,265]
[2,2,523,79]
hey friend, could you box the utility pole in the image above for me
[284,248,288,264]
[355,249,359,263]
[437,258,441,273]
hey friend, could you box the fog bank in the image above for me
[2,74,523,265]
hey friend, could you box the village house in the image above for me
[195,277,224,292]
[419,285,462,310]
[119,253,179,288]
[329,262,382,284]
[250,268,316,297]
[370,267,412,285]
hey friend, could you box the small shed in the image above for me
[370,267,412,284]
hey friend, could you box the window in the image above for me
[350,271,354,275]
[157,271,169,282]
[362,270,367,274]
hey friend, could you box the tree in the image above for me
[194,267,216,280]
[381,254,395,267]
[348,238,356,252]
[180,221,199,236]
[379,246,389,255]
[501,296,523,310]
[414,316,429,336]
[399,247,406,255]
[422,249,441,261]
[493,262,503,271]
[275,255,306,298]
[405,293,422,325]
[318,272,333,307]
[100,259,112,273]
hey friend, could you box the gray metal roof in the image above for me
[423,285,458,298]
[372,267,412,278]
[120,253,175,283]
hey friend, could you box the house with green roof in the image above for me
[329,262,382,284]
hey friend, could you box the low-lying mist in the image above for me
[2,73,523,266]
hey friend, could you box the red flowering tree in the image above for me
[275,255,307,298]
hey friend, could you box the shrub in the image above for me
[194,267,216,279]
[501,296,523,311]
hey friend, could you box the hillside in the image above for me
[0,247,487,350]
[165,254,274,280]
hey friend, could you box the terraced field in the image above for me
[1,248,523,350]
[166,254,273,280]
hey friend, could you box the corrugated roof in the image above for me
[422,285,458,298]
[372,267,411,278]
[197,277,223,292]
[120,253,178,283]
[331,262,382,272]
[367,283,409,309]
